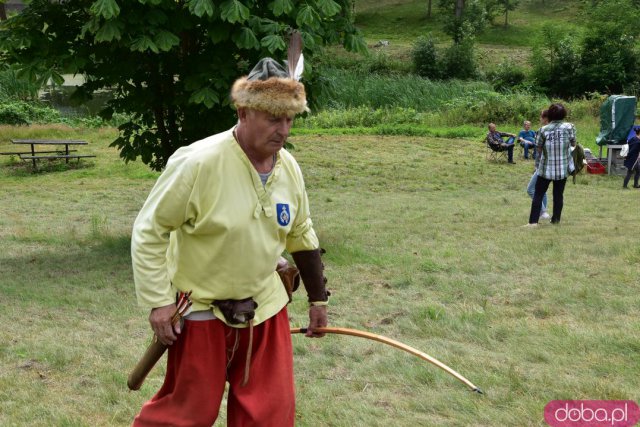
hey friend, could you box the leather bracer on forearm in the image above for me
[291,249,329,302]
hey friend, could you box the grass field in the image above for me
[1,123,638,426]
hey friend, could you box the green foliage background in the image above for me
[0,0,366,170]
[0,0,638,168]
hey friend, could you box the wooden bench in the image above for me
[1,149,78,156]
[10,139,96,169]
[19,154,96,160]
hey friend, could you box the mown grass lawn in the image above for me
[0,124,638,426]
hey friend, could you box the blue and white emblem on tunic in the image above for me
[276,203,290,226]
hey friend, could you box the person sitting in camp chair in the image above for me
[486,123,516,164]
[518,120,537,160]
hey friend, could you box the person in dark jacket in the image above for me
[623,126,640,189]
[486,123,517,164]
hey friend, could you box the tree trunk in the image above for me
[504,10,508,26]
[455,0,465,19]
[0,4,7,21]
[427,0,432,18]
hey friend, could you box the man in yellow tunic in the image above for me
[131,57,329,427]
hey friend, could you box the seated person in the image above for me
[518,120,536,160]
[486,123,516,164]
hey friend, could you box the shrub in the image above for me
[0,100,128,127]
[0,101,62,125]
[574,0,640,95]
[441,90,549,125]
[0,106,29,125]
[440,38,479,80]
[567,94,606,119]
[531,5,640,98]
[486,59,527,92]
[530,29,581,98]
[412,35,441,79]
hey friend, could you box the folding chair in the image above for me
[516,141,525,159]
[484,137,508,162]
[518,138,538,160]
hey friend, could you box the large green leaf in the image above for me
[68,56,89,74]
[301,31,316,50]
[296,4,317,27]
[49,70,66,86]
[94,20,123,42]
[130,35,159,53]
[272,0,294,16]
[81,18,101,38]
[90,0,120,19]
[154,30,181,51]
[220,0,250,24]
[261,34,286,53]
[187,0,215,17]
[232,27,259,49]
[189,87,220,108]
[316,0,341,17]
[259,18,281,34]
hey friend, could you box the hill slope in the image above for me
[353,0,585,68]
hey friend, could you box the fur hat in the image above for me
[230,58,308,117]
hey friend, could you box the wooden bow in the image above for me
[291,327,483,394]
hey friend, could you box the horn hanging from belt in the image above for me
[291,327,483,394]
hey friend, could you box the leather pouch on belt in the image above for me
[276,257,300,304]
[212,298,258,325]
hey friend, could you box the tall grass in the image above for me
[313,69,494,111]
[304,70,604,135]
[0,67,40,101]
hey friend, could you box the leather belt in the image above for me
[184,310,216,321]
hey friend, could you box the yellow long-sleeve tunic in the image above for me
[131,128,319,326]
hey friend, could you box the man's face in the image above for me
[239,108,294,158]
[524,122,531,131]
[489,124,496,132]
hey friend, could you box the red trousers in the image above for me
[133,308,294,427]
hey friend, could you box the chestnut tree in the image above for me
[0,0,365,170]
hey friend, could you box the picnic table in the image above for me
[7,139,96,168]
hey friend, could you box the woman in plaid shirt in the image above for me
[526,103,576,226]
